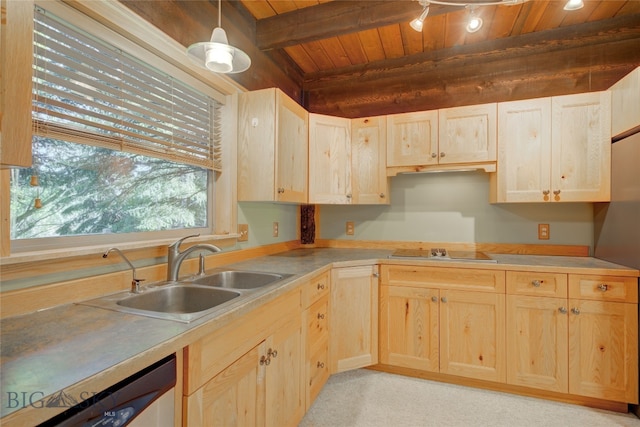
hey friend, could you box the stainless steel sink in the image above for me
[78,283,242,323]
[188,270,292,289]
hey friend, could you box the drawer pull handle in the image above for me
[431,296,438,303]
[598,284,608,292]
[317,361,325,369]
[317,313,325,320]
[558,307,567,314]
[532,280,541,287]
[571,307,581,315]
[317,283,325,290]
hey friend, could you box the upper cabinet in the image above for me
[0,0,34,168]
[308,113,388,205]
[238,88,308,203]
[609,66,640,137]
[438,103,497,164]
[386,104,497,176]
[491,92,611,203]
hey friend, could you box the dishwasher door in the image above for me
[39,354,176,427]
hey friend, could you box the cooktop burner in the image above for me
[388,248,497,263]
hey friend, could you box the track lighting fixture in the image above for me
[410,1,430,32]
[563,0,584,11]
[465,7,483,33]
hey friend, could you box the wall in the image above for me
[319,172,594,250]
[237,202,299,248]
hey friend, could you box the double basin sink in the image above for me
[79,270,292,323]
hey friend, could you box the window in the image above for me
[10,6,223,251]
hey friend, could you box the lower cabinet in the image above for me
[379,266,506,383]
[303,271,330,408]
[330,265,379,373]
[506,271,639,403]
[183,289,304,427]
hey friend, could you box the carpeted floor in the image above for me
[299,369,640,427]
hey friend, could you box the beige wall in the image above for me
[318,172,594,251]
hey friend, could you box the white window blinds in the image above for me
[33,8,222,171]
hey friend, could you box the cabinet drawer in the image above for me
[303,271,330,307]
[568,274,638,303]
[506,271,567,297]
[307,341,329,406]
[307,295,329,350]
[381,265,505,293]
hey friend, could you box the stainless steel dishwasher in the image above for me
[38,354,176,427]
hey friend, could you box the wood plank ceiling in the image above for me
[123,0,640,118]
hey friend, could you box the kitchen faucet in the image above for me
[167,234,222,281]
[103,247,145,293]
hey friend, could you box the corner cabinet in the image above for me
[330,265,379,373]
[0,0,34,168]
[309,114,388,204]
[492,92,611,203]
[238,88,308,203]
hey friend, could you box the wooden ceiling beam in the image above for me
[256,1,460,51]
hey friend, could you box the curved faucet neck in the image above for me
[167,240,221,281]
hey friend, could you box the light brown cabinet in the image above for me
[492,92,611,203]
[609,66,640,137]
[379,265,506,383]
[330,265,379,373]
[438,103,497,165]
[183,289,304,427]
[0,0,34,168]
[308,114,388,204]
[386,110,438,172]
[302,271,330,408]
[238,88,308,203]
[506,271,638,403]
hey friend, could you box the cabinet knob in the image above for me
[440,152,446,158]
[268,348,278,358]
[373,272,379,278]
[317,312,325,320]
[379,193,385,198]
[553,190,561,195]
[317,283,325,290]
[277,187,285,194]
[532,280,541,287]
[441,297,448,303]
[317,361,325,369]
[260,355,270,366]
[558,307,567,314]
[542,190,550,196]
[346,194,352,199]
[598,283,608,292]
[431,153,437,158]
[431,296,438,303]
[571,307,581,315]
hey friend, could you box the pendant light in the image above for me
[186,0,251,74]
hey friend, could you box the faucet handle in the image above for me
[169,234,201,250]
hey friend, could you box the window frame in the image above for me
[4,0,239,257]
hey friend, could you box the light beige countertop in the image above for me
[1,248,638,423]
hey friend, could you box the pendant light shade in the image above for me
[186,0,251,74]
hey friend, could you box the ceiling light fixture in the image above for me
[186,0,251,74]
[563,0,584,11]
[465,7,483,33]
[410,1,430,32]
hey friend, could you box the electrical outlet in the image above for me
[238,224,249,242]
[273,222,279,237]
[538,223,550,240]
[346,221,355,236]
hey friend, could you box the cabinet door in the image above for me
[551,92,611,202]
[185,342,264,427]
[438,103,497,164]
[330,265,379,373]
[610,66,640,136]
[439,290,506,382]
[265,314,304,427]
[506,295,568,392]
[351,116,389,204]
[494,98,552,203]
[238,89,276,201]
[0,0,34,168]
[568,299,638,403]
[308,113,352,204]
[386,110,438,168]
[276,91,308,203]
[379,286,439,372]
